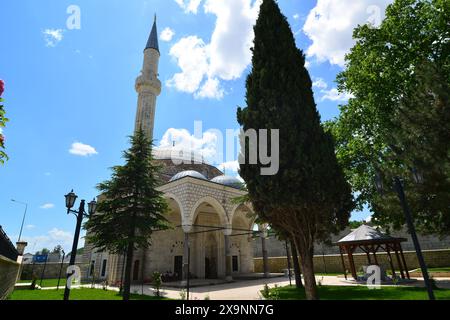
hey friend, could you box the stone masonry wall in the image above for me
[253,227,450,257]
[0,255,19,300]
[254,249,450,274]
[21,262,88,281]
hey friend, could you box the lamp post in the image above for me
[11,199,28,242]
[375,170,435,300]
[63,190,97,301]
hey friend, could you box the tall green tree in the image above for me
[327,0,450,236]
[237,0,354,300]
[84,129,169,300]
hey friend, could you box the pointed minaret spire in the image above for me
[135,14,162,141]
[145,14,159,53]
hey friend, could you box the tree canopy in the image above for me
[327,0,450,236]
[237,0,354,300]
[84,129,169,300]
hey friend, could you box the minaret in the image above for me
[134,15,161,141]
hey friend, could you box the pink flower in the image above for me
[0,79,4,97]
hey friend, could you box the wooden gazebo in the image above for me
[335,225,410,280]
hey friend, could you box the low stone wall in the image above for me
[21,263,88,280]
[0,255,19,300]
[254,249,450,274]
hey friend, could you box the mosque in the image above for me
[82,17,259,284]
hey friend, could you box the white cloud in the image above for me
[218,160,240,173]
[167,0,261,99]
[303,0,392,67]
[320,88,354,102]
[22,228,75,253]
[195,77,224,100]
[166,36,210,94]
[160,27,175,42]
[175,0,202,14]
[312,78,328,89]
[25,225,36,230]
[69,142,98,156]
[40,203,55,210]
[43,29,64,47]
[293,13,300,20]
[157,128,220,163]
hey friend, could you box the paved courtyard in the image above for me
[127,275,450,300]
[33,275,450,300]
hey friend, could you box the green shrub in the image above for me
[152,271,162,297]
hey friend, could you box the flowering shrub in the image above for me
[0,79,8,164]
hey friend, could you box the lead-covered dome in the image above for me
[211,175,244,189]
[169,170,207,182]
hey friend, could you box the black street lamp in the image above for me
[374,170,435,300]
[63,190,97,301]
[11,199,28,242]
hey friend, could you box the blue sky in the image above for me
[0,0,391,253]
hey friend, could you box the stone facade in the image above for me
[254,249,450,274]
[0,255,20,300]
[82,176,257,284]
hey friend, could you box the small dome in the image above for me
[169,170,207,182]
[211,175,244,189]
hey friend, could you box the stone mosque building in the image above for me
[82,17,259,284]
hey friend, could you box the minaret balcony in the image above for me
[135,76,161,95]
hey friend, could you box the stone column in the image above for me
[182,232,189,285]
[261,236,270,278]
[259,224,270,278]
[224,231,232,281]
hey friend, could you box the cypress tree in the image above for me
[237,0,354,300]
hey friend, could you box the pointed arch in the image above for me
[190,196,228,229]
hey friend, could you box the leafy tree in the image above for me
[84,129,169,300]
[51,245,63,255]
[0,79,8,164]
[348,221,365,229]
[237,0,354,300]
[35,248,50,256]
[327,0,450,236]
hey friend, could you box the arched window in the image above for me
[133,260,140,281]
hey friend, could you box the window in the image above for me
[133,260,140,281]
[101,259,107,277]
[232,256,239,272]
[89,260,95,276]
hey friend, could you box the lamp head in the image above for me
[65,190,78,211]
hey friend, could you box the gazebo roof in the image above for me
[336,224,406,245]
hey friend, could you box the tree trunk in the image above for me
[290,240,303,288]
[122,241,134,301]
[294,237,318,300]
[301,250,318,300]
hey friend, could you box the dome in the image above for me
[169,170,207,182]
[211,175,244,189]
[153,147,205,164]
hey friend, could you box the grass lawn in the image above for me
[266,285,450,300]
[8,288,169,300]
[18,279,73,288]
[417,267,450,273]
